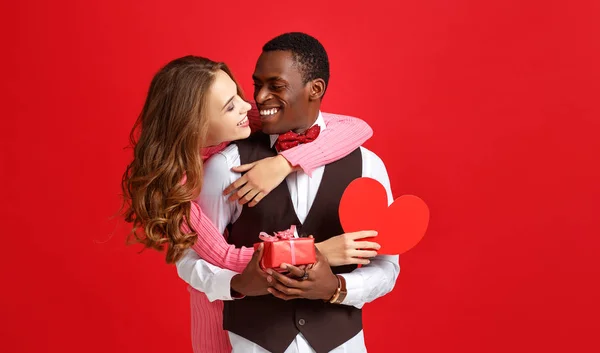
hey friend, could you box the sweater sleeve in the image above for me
[280,113,373,176]
[181,201,252,273]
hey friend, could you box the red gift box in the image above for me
[252,225,316,271]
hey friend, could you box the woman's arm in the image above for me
[246,102,373,176]
[181,201,252,273]
[279,112,373,176]
[224,112,373,206]
[183,201,380,272]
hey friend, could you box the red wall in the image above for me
[2,1,599,352]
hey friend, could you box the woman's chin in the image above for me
[235,126,252,141]
[220,126,251,143]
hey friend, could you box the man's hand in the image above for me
[315,231,380,266]
[223,155,297,207]
[230,244,270,296]
[266,248,339,301]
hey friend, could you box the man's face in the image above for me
[252,50,312,135]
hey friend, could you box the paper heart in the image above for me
[339,177,430,254]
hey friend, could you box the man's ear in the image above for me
[308,78,326,101]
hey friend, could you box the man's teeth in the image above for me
[237,116,248,126]
[259,108,279,116]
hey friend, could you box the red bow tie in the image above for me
[275,125,321,152]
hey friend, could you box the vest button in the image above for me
[298,318,306,326]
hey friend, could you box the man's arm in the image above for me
[175,148,241,301]
[338,147,400,309]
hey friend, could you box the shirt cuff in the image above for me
[207,269,238,302]
[339,272,365,309]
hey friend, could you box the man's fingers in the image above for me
[223,175,248,195]
[268,287,300,301]
[268,270,306,289]
[280,263,305,278]
[353,241,381,250]
[231,162,256,173]
[349,230,378,240]
[267,279,304,296]
[251,243,263,262]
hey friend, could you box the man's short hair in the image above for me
[263,32,330,96]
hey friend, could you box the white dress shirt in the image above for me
[176,113,400,353]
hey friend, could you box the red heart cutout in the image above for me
[339,177,430,254]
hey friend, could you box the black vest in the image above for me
[223,132,363,353]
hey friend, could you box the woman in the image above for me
[121,56,380,352]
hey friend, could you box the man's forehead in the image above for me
[253,51,298,79]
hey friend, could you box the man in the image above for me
[177,32,399,353]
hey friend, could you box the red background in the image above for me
[2,1,599,352]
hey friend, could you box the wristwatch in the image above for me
[329,275,347,304]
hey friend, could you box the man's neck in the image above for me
[293,110,320,134]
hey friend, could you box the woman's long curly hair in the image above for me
[121,55,242,264]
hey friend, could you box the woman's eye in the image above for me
[227,104,235,112]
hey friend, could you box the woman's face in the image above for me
[204,70,252,146]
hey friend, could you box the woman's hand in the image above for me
[315,231,380,266]
[224,155,297,207]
